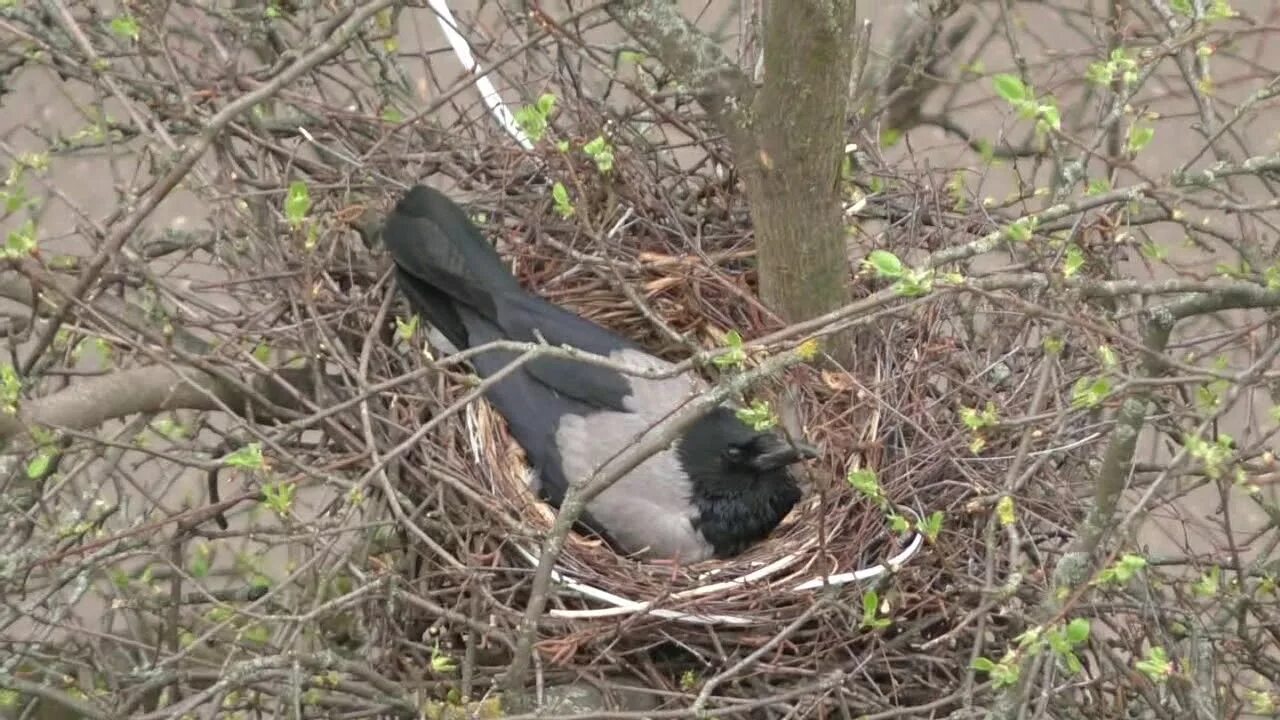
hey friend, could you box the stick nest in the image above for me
[337,138,1091,692]
[366,156,1012,665]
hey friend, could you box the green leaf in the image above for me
[861,589,878,618]
[536,92,557,116]
[1071,376,1111,408]
[679,670,700,691]
[863,249,905,279]
[551,182,574,219]
[976,138,995,163]
[1003,216,1036,242]
[583,136,615,173]
[918,511,944,542]
[1038,102,1061,132]
[190,544,212,578]
[1192,565,1221,597]
[996,495,1015,526]
[515,93,557,144]
[284,180,311,228]
[5,218,38,258]
[859,590,890,629]
[242,623,270,646]
[152,416,188,440]
[396,314,420,342]
[109,15,140,41]
[1065,618,1090,645]
[1135,646,1173,683]
[993,74,1029,104]
[223,443,265,471]
[972,657,997,672]
[968,435,987,454]
[1206,0,1237,20]
[0,363,21,413]
[431,646,458,673]
[1128,125,1155,154]
[261,481,296,517]
[892,268,935,297]
[960,401,999,430]
[735,399,776,431]
[713,329,747,368]
[25,448,54,479]
[1097,553,1148,585]
[514,107,546,142]
[1062,244,1085,278]
[847,468,885,505]
[1085,60,1114,86]
[888,513,910,533]
[1246,689,1276,714]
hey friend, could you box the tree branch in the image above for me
[606,0,755,134]
[0,363,313,443]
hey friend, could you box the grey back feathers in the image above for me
[384,185,811,562]
[552,347,709,560]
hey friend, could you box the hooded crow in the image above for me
[383,185,817,562]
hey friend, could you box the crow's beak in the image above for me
[752,440,820,471]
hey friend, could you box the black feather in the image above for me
[385,186,635,412]
[676,408,803,558]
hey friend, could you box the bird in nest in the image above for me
[382,185,818,563]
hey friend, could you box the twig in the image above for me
[14,0,399,377]
[691,597,831,713]
[427,0,531,150]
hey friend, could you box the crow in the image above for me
[383,185,817,562]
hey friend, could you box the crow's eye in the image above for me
[722,445,744,463]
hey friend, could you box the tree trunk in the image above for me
[608,0,859,365]
[741,0,858,365]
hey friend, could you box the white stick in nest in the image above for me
[513,520,925,626]
[427,0,533,151]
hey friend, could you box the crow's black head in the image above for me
[676,407,818,558]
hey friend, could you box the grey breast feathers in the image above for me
[553,347,713,561]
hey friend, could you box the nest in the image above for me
[350,124,1090,691]
[467,364,923,628]
[365,163,1088,696]
[399,188,955,637]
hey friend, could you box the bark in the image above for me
[610,0,860,365]
[744,0,858,363]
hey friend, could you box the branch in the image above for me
[873,2,974,130]
[0,363,313,443]
[17,0,398,375]
[988,292,1280,720]
[606,0,755,132]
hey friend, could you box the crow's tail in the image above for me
[382,185,520,349]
